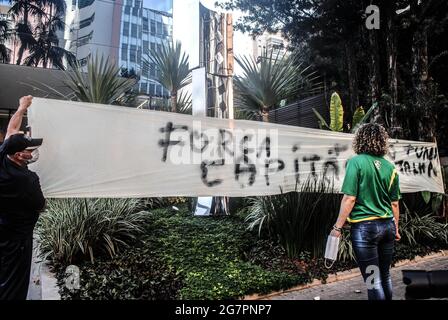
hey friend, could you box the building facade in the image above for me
[252,31,289,60]
[65,0,173,97]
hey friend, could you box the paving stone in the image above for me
[270,254,448,300]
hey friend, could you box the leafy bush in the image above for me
[37,198,149,264]
[56,244,182,300]
[246,178,341,258]
[54,202,448,300]
[399,202,448,245]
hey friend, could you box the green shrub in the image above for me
[56,245,182,300]
[246,178,341,258]
[399,202,448,246]
[53,203,448,300]
[139,207,308,299]
[37,198,149,264]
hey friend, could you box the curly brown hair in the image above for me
[353,123,389,156]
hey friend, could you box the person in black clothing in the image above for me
[0,95,46,300]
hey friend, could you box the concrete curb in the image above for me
[242,250,448,300]
[27,235,61,300]
[40,261,61,300]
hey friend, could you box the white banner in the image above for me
[27,98,445,198]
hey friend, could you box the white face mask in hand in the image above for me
[324,234,340,268]
[26,148,40,164]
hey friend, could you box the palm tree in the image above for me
[41,0,66,17]
[144,41,191,113]
[24,15,75,69]
[234,50,318,122]
[63,55,138,105]
[8,0,46,65]
[27,55,138,105]
[0,20,10,63]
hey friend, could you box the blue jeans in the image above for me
[351,219,396,300]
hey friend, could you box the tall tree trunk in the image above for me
[368,27,382,126]
[345,41,359,115]
[16,6,29,65]
[261,106,269,122]
[410,0,434,142]
[170,93,177,113]
[384,1,399,135]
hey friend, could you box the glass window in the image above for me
[121,44,128,61]
[77,31,93,47]
[132,7,139,16]
[124,6,130,15]
[130,45,137,62]
[126,0,132,6]
[131,23,137,38]
[150,20,156,34]
[157,22,162,35]
[137,47,142,63]
[143,17,149,32]
[123,22,129,36]
[78,0,94,9]
[156,85,162,96]
[140,82,147,92]
[79,13,95,29]
[149,83,155,95]
[150,63,155,77]
[150,42,155,52]
[142,62,149,77]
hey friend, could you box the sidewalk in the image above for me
[265,252,448,300]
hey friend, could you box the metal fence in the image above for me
[268,93,329,129]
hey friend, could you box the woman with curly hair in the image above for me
[330,123,401,300]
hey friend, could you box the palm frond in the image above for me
[234,50,320,119]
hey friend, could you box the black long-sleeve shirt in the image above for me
[0,139,45,240]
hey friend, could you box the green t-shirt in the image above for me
[341,153,401,223]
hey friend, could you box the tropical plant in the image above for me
[8,0,45,65]
[144,41,191,113]
[351,106,365,130]
[399,202,448,246]
[37,198,149,264]
[313,92,378,132]
[337,228,356,262]
[0,19,10,63]
[48,54,137,104]
[246,177,341,258]
[9,0,70,68]
[177,90,192,114]
[24,15,75,69]
[234,50,317,122]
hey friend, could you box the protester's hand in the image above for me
[330,229,341,238]
[395,231,401,241]
[18,95,33,111]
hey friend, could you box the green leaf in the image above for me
[352,106,365,130]
[329,92,343,132]
[312,108,330,130]
[351,102,378,133]
[421,191,431,204]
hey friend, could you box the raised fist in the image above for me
[19,95,33,111]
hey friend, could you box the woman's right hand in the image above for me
[330,229,341,238]
[395,231,401,241]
